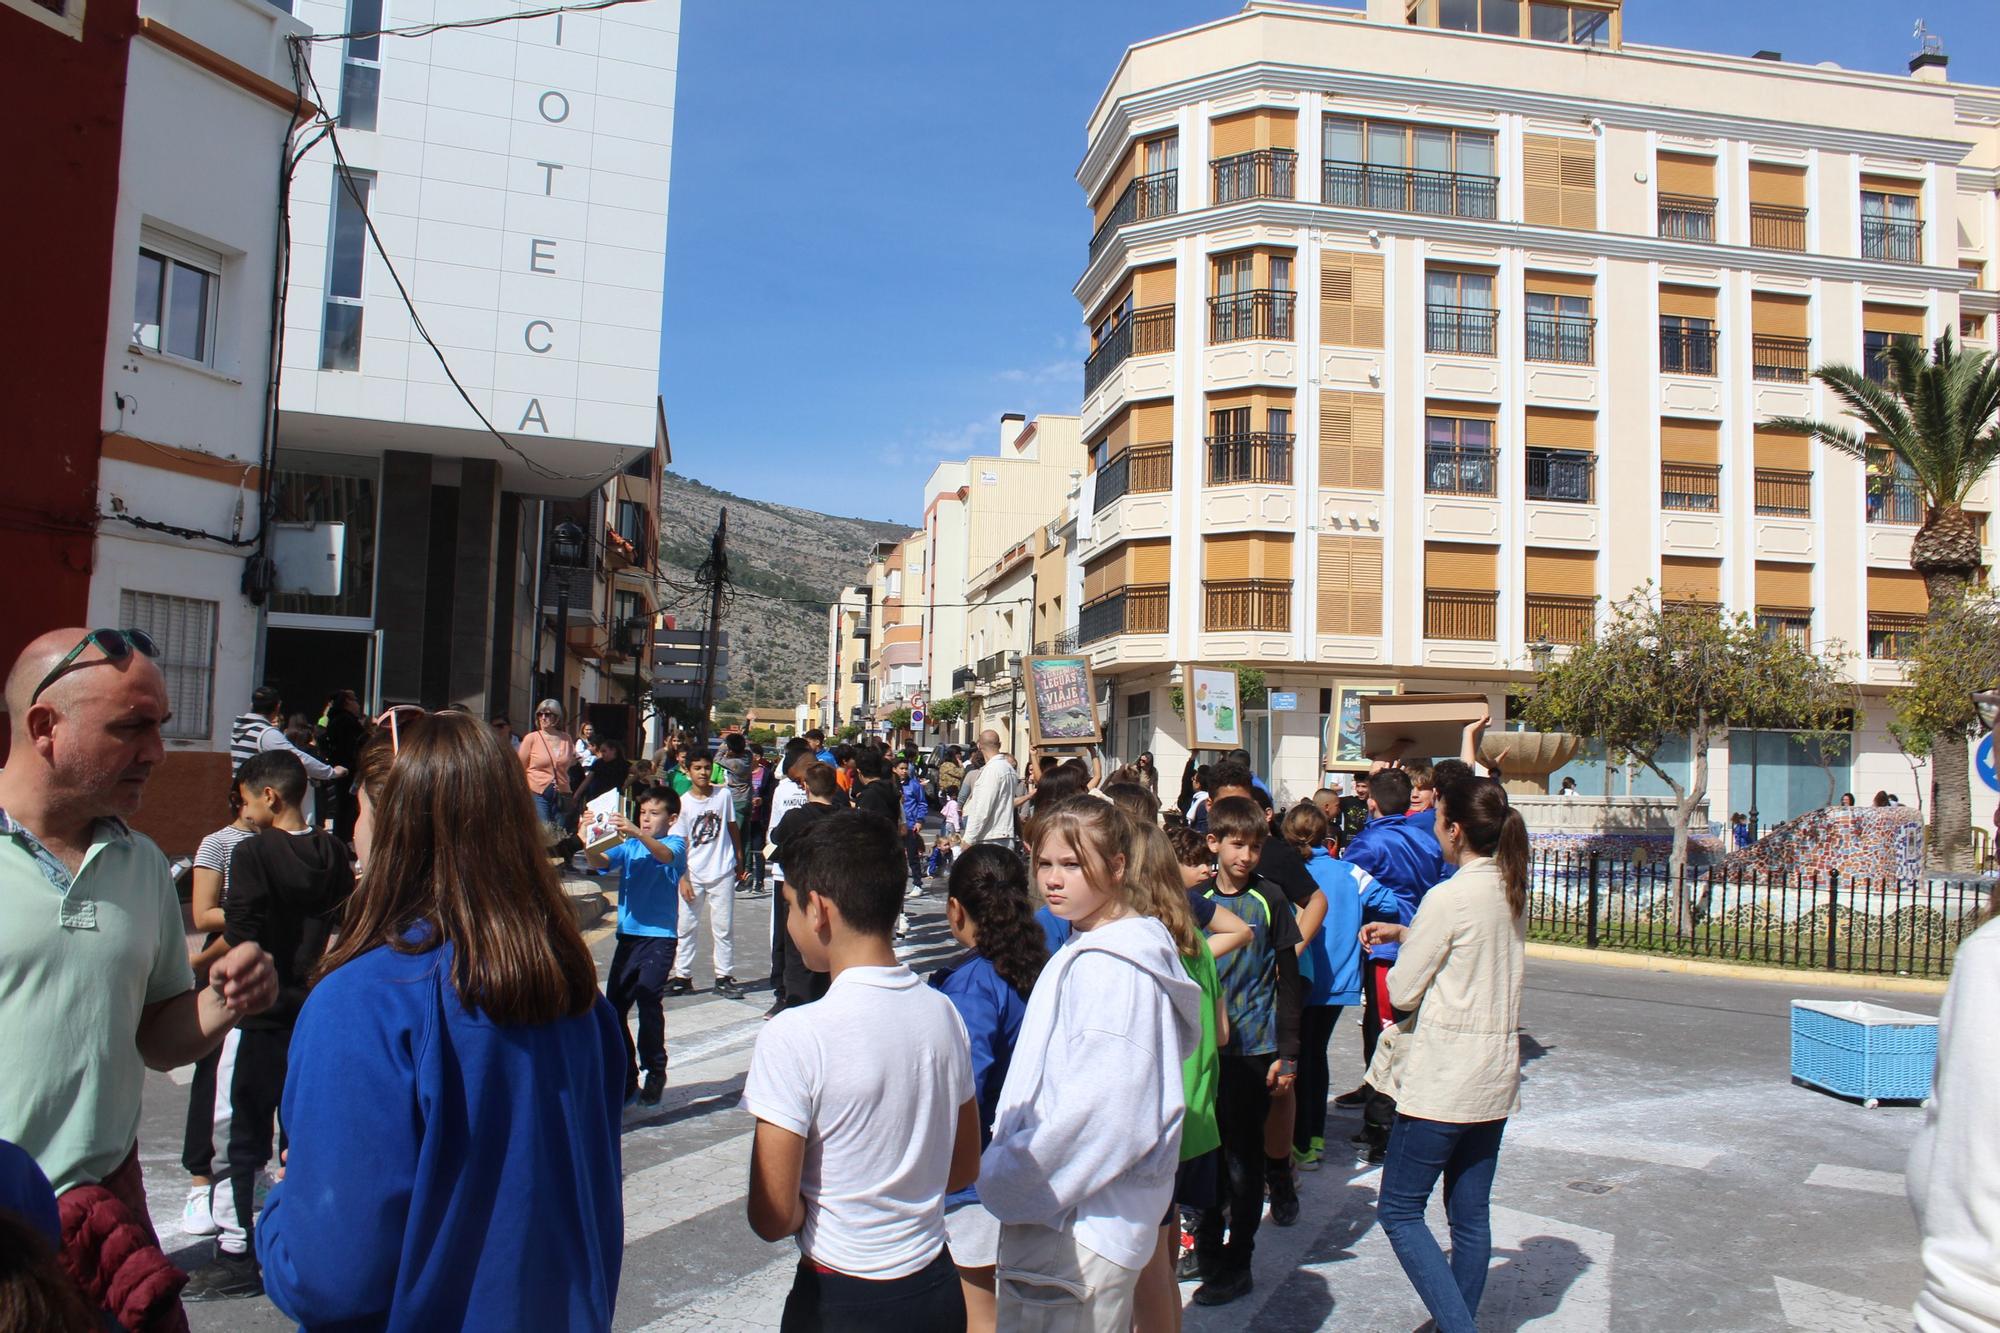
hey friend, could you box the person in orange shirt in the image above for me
[517,701,573,829]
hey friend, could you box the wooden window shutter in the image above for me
[1751,292,1809,339]
[1525,271,1596,301]
[1753,428,1811,471]
[1522,135,1562,227]
[1205,534,1253,580]
[1426,542,1499,592]
[1661,556,1721,603]
[1094,150,1137,227]
[1320,252,1354,347]
[1756,561,1813,607]
[1211,112,1257,159]
[1860,174,1922,198]
[1084,549,1121,601]
[1656,152,1716,197]
[1867,568,1929,616]
[1660,285,1718,320]
[1748,162,1806,208]
[1249,533,1294,580]
[1863,303,1926,337]
[1660,419,1720,464]
[1525,408,1596,452]
[1130,400,1174,442]
[1133,263,1176,307]
[1130,539,1172,585]
[1558,138,1596,229]
[1265,110,1298,150]
[1351,253,1384,348]
[1524,548,1596,597]
[1318,535,1384,636]
[1319,391,1384,490]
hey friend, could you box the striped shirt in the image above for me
[193,825,256,898]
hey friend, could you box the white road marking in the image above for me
[1775,1275,1909,1331]
[1506,1128,1720,1171]
[1804,1164,1906,1196]
[1482,1205,1616,1332]
[623,1130,756,1244]
[629,1253,797,1332]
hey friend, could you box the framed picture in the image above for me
[1025,656,1102,747]
[1324,681,1398,771]
[1183,664,1243,751]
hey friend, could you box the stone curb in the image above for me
[1526,941,1951,995]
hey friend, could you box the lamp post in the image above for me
[547,520,584,716]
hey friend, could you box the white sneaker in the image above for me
[181,1183,219,1237]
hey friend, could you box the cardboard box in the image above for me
[1359,693,1491,762]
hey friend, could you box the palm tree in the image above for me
[1767,332,2000,870]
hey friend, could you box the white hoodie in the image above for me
[978,914,1203,1271]
[1910,917,2000,1331]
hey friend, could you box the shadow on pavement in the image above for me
[1484,1234,1590,1331]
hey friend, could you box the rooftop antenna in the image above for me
[1912,19,1944,57]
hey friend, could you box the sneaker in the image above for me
[180,1184,218,1237]
[183,1248,263,1301]
[639,1071,666,1106]
[1360,1139,1388,1166]
[1192,1267,1253,1307]
[1293,1145,1321,1172]
[1333,1084,1370,1108]
[1268,1166,1300,1227]
[894,914,908,940]
[714,975,744,1000]
[665,977,692,997]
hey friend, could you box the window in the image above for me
[118,591,215,740]
[1322,116,1496,218]
[1428,0,1611,44]
[613,589,644,627]
[1860,185,1921,262]
[321,169,373,371]
[1425,268,1496,355]
[340,0,383,131]
[1521,133,1596,230]
[1525,289,1592,363]
[1660,315,1717,375]
[1425,415,1496,495]
[132,236,220,366]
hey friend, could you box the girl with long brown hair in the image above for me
[255,710,626,1332]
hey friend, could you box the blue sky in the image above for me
[659,0,1997,526]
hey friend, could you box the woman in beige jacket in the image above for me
[1359,777,1527,1333]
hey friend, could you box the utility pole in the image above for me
[693,508,728,750]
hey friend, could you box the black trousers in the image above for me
[182,1044,222,1177]
[1196,1053,1276,1274]
[212,1026,290,1256]
[1361,959,1398,1144]
[904,827,925,882]
[770,881,830,1010]
[1295,1004,1343,1154]
[607,934,677,1088]
[780,1249,964,1333]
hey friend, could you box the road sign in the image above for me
[1268,691,1299,712]
[651,681,704,702]
[1979,733,1998,793]
[911,708,926,730]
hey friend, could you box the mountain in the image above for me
[654,470,911,713]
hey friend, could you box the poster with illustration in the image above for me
[1186,666,1241,750]
[579,789,624,852]
[1026,656,1102,746]
[1326,682,1397,770]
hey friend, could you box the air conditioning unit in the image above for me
[269,522,345,597]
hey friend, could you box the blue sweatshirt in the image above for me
[1342,814,1446,962]
[1301,849,1401,1006]
[902,775,930,827]
[931,952,1028,1207]
[257,933,626,1332]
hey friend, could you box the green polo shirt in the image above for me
[0,809,193,1192]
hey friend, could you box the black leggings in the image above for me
[1295,1004,1343,1154]
[1195,1054,1275,1274]
[780,1249,964,1333]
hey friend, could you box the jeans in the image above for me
[1194,1053,1274,1274]
[781,1248,964,1333]
[1376,1113,1508,1333]
[607,934,677,1089]
[1294,1004,1342,1155]
[532,784,567,830]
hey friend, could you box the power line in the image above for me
[295,0,649,45]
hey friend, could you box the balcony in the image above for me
[1094,443,1172,512]
[539,563,595,621]
[1424,443,1497,497]
[1034,628,1082,655]
[1426,304,1498,357]
[1208,290,1294,344]
[1753,468,1812,518]
[1425,589,1498,641]
[1083,303,1174,395]
[1661,462,1722,512]
[1658,194,1717,242]
[951,666,976,693]
[1756,607,1813,649]
[1524,593,1596,646]
[1863,333,1919,387]
[1524,313,1594,365]
[849,662,869,684]
[1079,585,1170,644]
[1867,612,1926,660]
[1861,215,1921,263]
[1212,149,1295,204]
[1751,335,1811,384]
[976,651,1017,683]
[605,528,645,572]
[853,616,871,640]
[1661,325,1719,377]
[1088,169,1177,264]
[1750,204,1808,253]
[1206,432,1293,485]
[1322,162,1497,220]
[1866,477,1923,526]
[1525,448,1595,503]
[1203,579,1291,632]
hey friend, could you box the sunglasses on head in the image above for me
[374,705,434,755]
[30,628,160,705]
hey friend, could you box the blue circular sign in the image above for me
[1978,733,1999,793]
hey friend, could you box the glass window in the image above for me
[1266,407,1291,436]
[1571,6,1610,44]
[1480,0,1520,35]
[1368,123,1407,168]
[345,0,382,60]
[1530,2,1570,40]
[322,170,373,371]
[1269,256,1292,292]
[341,0,383,130]
[133,245,218,365]
[269,452,378,618]
[165,262,212,362]
[1144,135,1177,175]
[1324,117,1363,165]
[1455,133,1495,178]
[133,250,163,350]
[1426,269,1459,308]
[1438,0,1478,30]
[1413,128,1452,173]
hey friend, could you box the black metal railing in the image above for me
[1083,304,1175,395]
[1524,313,1594,364]
[1206,432,1294,485]
[1203,579,1291,632]
[1525,851,1987,978]
[1424,589,1498,641]
[1526,448,1595,503]
[1752,334,1811,383]
[1754,468,1812,518]
[1424,443,1497,497]
[1658,194,1717,241]
[1861,215,1921,263]
[950,666,976,693]
[1661,462,1722,512]
[849,662,868,683]
[1088,169,1178,263]
[977,651,1015,681]
[1868,613,1926,661]
[1079,585,1170,644]
[1524,593,1596,645]
[1208,289,1295,343]
[1093,443,1173,511]
[1053,627,1080,654]
[1426,304,1499,356]
[1661,324,1720,376]
[1750,204,1808,252]
[1756,607,1813,648]
[1322,162,1498,220]
[1212,149,1295,204]
[1867,478,1923,526]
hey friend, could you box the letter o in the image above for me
[524,319,554,353]
[538,90,570,123]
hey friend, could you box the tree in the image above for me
[929,694,970,726]
[887,706,913,734]
[1765,333,2000,869]
[1887,590,2000,842]
[1519,590,1855,930]
[835,723,861,742]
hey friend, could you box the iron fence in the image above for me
[1213,148,1296,204]
[1658,194,1717,241]
[1749,204,1807,252]
[1088,169,1177,263]
[1322,162,1498,219]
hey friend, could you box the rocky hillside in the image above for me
[655,470,910,711]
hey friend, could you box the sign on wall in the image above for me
[1325,681,1397,771]
[1185,666,1241,750]
[1025,656,1101,747]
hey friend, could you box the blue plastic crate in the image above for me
[1791,1000,1937,1105]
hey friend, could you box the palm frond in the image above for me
[1793,336,2000,512]
[1762,413,1865,460]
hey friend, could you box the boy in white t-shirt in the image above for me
[744,810,979,1331]
[668,749,744,998]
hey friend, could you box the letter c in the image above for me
[525,319,554,353]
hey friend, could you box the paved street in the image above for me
[147,879,1938,1332]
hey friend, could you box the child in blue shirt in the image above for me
[589,786,686,1106]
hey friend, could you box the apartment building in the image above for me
[1074,0,1999,815]
[826,584,870,730]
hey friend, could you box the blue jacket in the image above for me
[902,775,929,827]
[1402,808,1456,884]
[258,933,626,1332]
[1342,814,1446,962]
[931,952,1028,1206]
[1302,849,1401,1006]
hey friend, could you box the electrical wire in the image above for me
[294,0,648,45]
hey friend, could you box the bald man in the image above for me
[0,629,276,1301]
[958,728,1022,848]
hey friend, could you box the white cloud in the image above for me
[995,359,1075,385]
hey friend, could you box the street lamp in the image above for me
[547,520,585,715]
[1529,638,1554,675]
